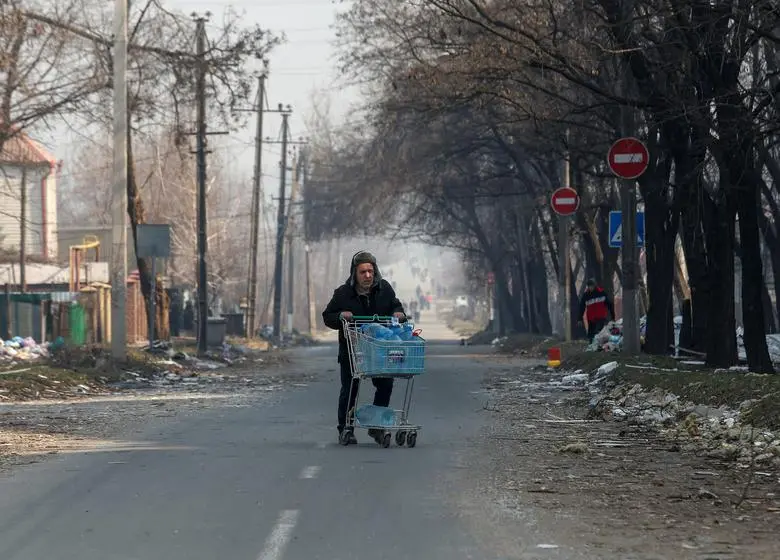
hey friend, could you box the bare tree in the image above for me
[0,1,105,152]
[25,1,282,322]
[303,0,780,371]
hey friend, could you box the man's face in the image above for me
[356,262,374,289]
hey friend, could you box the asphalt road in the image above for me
[0,313,501,560]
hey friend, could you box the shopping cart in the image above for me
[340,315,426,448]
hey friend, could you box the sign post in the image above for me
[551,181,579,341]
[607,137,649,354]
[137,224,172,349]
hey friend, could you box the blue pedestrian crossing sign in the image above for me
[608,211,645,248]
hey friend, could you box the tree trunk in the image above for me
[494,265,514,336]
[125,119,157,339]
[530,224,553,334]
[569,253,582,338]
[704,193,738,368]
[510,264,529,332]
[734,173,775,373]
[642,190,678,355]
[679,153,711,353]
[531,259,552,334]
[762,282,777,334]
[516,214,536,332]
[679,213,709,352]
[578,211,601,283]
[759,209,780,334]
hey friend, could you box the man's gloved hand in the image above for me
[339,311,353,320]
[393,312,405,320]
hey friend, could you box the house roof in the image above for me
[0,129,58,166]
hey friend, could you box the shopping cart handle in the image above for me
[341,315,408,323]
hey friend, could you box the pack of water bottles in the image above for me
[356,322,425,376]
[354,404,397,428]
[359,322,417,341]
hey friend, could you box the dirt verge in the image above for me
[1,342,312,472]
[468,356,780,559]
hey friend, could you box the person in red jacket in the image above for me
[578,278,615,341]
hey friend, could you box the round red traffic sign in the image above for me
[608,137,649,179]
[550,187,580,216]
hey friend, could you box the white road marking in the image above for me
[300,465,321,479]
[257,510,299,560]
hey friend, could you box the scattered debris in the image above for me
[474,355,780,558]
[0,336,57,363]
[558,442,588,454]
[561,372,588,386]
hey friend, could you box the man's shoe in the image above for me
[338,428,357,445]
[367,428,382,442]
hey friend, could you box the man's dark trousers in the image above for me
[587,318,608,341]
[338,358,394,432]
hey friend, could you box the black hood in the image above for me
[347,250,383,288]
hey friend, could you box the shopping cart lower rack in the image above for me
[340,315,426,448]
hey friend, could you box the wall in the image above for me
[0,262,109,285]
[44,169,58,260]
[0,163,52,259]
[0,165,23,251]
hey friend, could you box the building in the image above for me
[0,131,59,261]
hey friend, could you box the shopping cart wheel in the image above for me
[381,432,391,448]
[395,431,407,446]
[406,432,417,448]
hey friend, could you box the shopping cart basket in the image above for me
[340,315,426,448]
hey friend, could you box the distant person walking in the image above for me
[578,278,615,341]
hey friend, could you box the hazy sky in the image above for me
[48,0,358,211]
[167,0,358,181]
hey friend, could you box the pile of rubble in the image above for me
[0,336,55,364]
[558,361,780,470]
[588,317,780,365]
[107,339,286,390]
[586,317,650,352]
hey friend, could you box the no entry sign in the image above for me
[550,187,580,216]
[608,137,649,179]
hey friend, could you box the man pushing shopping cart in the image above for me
[322,250,417,446]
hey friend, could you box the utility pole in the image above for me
[195,15,209,355]
[620,62,640,354]
[285,151,297,335]
[271,108,291,339]
[300,152,315,335]
[560,135,572,342]
[285,150,303,334]
[245,67,267,338]
[305,244,315,334]
[111,0,128,359]
[19,166,27,292]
